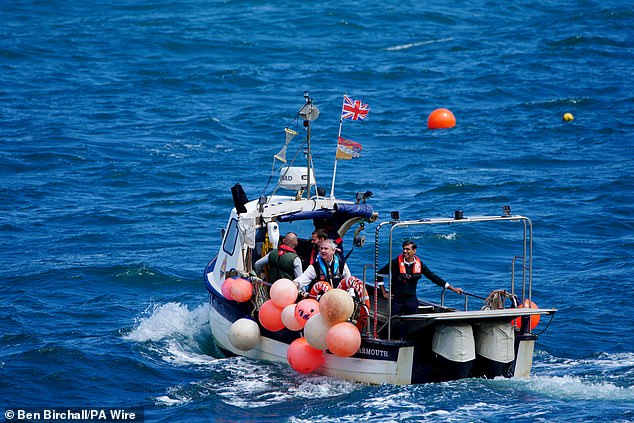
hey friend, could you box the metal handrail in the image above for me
[373,221,394,339]
[373,213,534,339]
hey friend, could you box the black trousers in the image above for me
[392,295,418,339]
[392,295,418,315]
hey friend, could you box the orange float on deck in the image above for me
[230,277,253,303]
[326,322,361,357]
[294,298,320,329]
[270,278,298,308]
[221,278,235,300]
[258,299,285,332]
[512,299,541,331]
[427,108,456,129]
[287,337,324,374]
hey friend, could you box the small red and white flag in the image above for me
[336,136,362,160]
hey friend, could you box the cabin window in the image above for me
[223,218,239,256]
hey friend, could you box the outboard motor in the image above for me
[431,324,475,381]
[472,322,515,378]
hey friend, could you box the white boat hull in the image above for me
[207,275,553,385]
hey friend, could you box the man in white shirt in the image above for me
[294,239,351,293]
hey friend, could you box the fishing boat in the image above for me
[204,93,556,385]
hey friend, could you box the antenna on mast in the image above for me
[298,92,319,199]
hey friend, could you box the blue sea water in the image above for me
[1,0,633,421]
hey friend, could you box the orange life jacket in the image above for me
[398,254,421,275]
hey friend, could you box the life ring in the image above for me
[338,276,371,330]
[309,281,332,298]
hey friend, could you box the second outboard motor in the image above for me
[431,324,475,381]
[472,322,515,378]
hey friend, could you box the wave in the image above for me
[514,374,634,401]
[525,351,634,400]
[124,302,211,347]
[125,302,634,421]
[123,301,225,369]
[127,303,363,409]
[155,357,359,410]
[384,37,454,51]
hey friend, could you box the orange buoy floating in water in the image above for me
[512,299,541,331]
[427,108,456,129]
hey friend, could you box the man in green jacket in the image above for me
[254,232,303,282]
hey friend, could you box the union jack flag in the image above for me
[341,95,370,121]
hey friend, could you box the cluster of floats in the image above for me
[204,94,556,385]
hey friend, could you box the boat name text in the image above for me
[358,347,389,358]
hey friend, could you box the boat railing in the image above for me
[511,255,525,300]
[361,263,375,336]
[440,288,472,309]
[373,212,534,340]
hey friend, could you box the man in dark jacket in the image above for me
[303,228,328,270]
[378,240,462,336]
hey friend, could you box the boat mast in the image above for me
[298,92,319,199]
[305,94,312,199]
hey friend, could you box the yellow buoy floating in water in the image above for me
[563,112,574,122]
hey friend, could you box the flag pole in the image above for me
[330,97,345,199]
